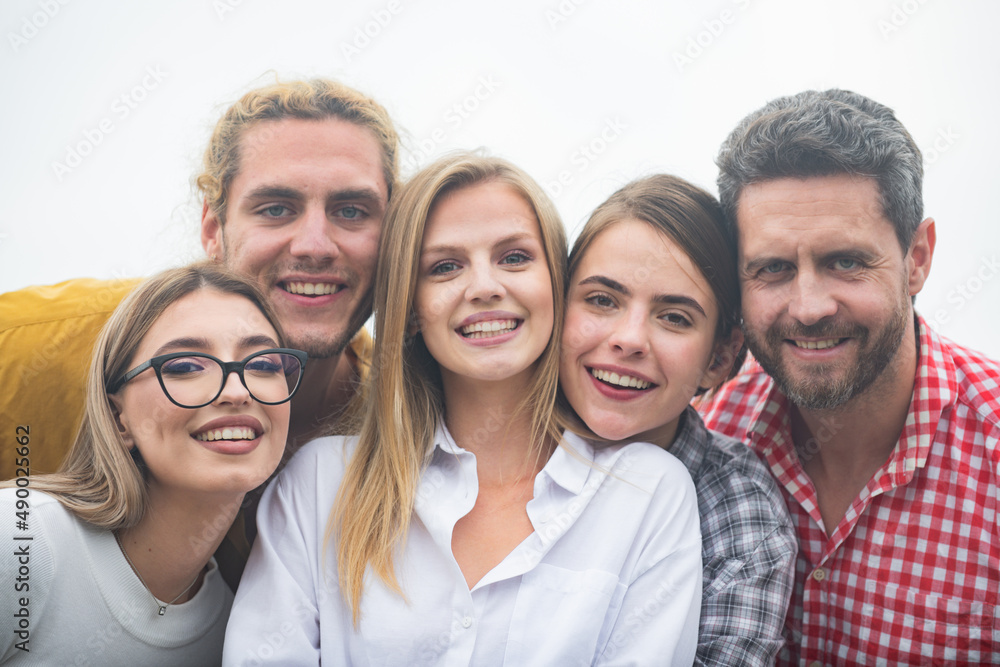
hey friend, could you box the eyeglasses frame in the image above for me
[106,348,309,409]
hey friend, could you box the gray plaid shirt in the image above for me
[670,407,796,666]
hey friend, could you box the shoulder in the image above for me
[266,435,359,505]
[693,428,795,563]
[697,358,775,438]
[0,277,140,332]
[584,435,694,492]
[696,428,788,524]
[941,334,1000,431]
[0,488,81,539]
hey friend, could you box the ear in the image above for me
[108,393,136,450]
[201,199,224,262]
[699,328,744,392]
[906,217,935,296]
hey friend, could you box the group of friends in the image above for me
[0,78,997,666]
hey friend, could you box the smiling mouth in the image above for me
[791,338,845,350]
[459,319,520,339]
[193,427,259,442]
[589,368,652,390]
[280,281,344,297]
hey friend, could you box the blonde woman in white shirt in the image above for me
[225,153,702,665]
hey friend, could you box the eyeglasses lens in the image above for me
[160,353,302,407]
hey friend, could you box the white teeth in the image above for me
[460,319,517,339]
[590,368,651,390]
[194,427,258,442]
[284,281,340,296]
[793,339,842,350]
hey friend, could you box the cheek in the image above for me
[225,227,283,275]
[561,307,604,355]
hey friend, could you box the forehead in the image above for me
[577,219,713,295]
[423,181,540,245]
[736,175,896,252]
[230,117,388,201]
[137,289,277,353]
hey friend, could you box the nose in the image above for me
[607,306,649,357]
[216,370,252,406]
[787,269,838,325]
[464,262,505,302]
[288,205,341,262]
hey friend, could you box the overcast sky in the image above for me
[2,0,998,358]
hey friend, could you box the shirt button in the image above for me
[808,662,822,667]
[811,567,827,582]
[461,616,473,628]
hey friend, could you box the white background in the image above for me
[2,0,998,358]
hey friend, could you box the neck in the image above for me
[287,351,357,452]
[116,487,243,605]
[441,373,553,487]
[790,317,919,529]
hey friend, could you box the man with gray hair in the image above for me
[701,89,999,664]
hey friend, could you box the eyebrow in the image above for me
[153,334,280,356]
[242,185,385,207]
[578,275,708,318]
[422,232,537,257]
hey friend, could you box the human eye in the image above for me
[245,353,284,375]
[660,311,693,328]
[258,204,293,219]
[583,292,616,309]
[832,257,860,271]
[161,356,211,377]
[429,260,461,276]
[334,204,368,222]
[499,250,532,267]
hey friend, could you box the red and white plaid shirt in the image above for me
[700,316,1000,666]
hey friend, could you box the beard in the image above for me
[284,281,374,359]
[744,297,911,411]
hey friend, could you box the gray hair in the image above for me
[716,89,923,252]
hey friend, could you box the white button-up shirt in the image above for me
[224,426,702,665]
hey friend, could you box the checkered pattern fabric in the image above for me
[699,316,1000,665]
[670,408,797,665]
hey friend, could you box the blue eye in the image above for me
[500,251,530,266]
[430,261,460,275]
[762,262,787,274]
[834,258,859,270]
[337,205,365,220]
[261,205,290,218]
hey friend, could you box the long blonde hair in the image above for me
[331,152,567,623]
[0,263,284,529]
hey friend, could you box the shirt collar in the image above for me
[747,314,959,485]
[428,423,596,496]
[543,431,598,496]
[885,314,958,479]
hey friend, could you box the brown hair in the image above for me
[567,174,746,387]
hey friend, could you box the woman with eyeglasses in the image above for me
[0,263,305,666]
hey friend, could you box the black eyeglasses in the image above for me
[107,349,308,409]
